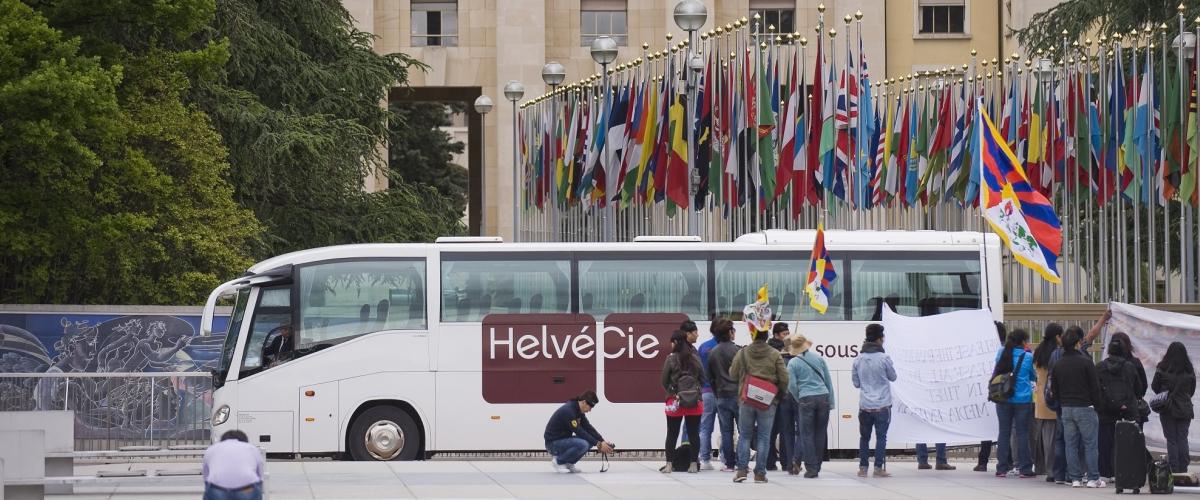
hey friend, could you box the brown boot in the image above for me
[789,462,802,475]
[754,472,768,483]
[733,469,748,483]
[873,468,891,478]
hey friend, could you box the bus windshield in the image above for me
[215,288,250,388]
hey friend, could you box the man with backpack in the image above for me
[729,323,789,483]
[1096,338,1143,480]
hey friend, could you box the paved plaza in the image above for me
[60,459,1191,500]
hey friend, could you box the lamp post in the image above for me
[541,62,566,241]
[1173,25,1197,300]
[503,81,524,242]
[474,95,494,236]
[674,0,707,236]
[590,36,618,240]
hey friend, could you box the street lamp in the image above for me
[474,95,494,236]
[541,62,567,241]
[673,0,707,236]
[503,81,524,242]
[590,36,618,239]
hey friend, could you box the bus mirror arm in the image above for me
[201,277,251,337]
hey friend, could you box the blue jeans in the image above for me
[1061,406,1100,481]
[797,394,830,471]
[1162,414,1192,473]
[770,396,797,468]
[546,437,590,465]
[736,402,776,475]
[1052,415,1067,481]
[916,443,948,466]
[716,396,739,468]
[204,483,262,500]
[699,391,717,462]
[996,402,1034,475]
[858,407,891,469]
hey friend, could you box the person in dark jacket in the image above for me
[1051,329,1104,487]
[1152,341,1196,473]
[661,330,705,473]
[767,325,797,474]
[1110,332,1149,425]
[977,321,1007,472]
[705,317,740,472]
[543,390,613,473]
[1095,338,1142,479]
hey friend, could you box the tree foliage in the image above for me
[389,102,468,217]
[192,0,464,256]
[1016,0,1200,53]
[0,0,259,304]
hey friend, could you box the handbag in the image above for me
[1150,391,1171,414]
[739,374,778,410]
[1043,372,1061,412]
[988,351,1026,403]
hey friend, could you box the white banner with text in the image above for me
[882,306,1001,443]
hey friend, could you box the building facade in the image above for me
[344,0,1058,239]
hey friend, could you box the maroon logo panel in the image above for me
[481,313,597,404]
[601,313,690,403]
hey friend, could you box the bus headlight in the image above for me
[213,405,230,426]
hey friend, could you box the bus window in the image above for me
[240,286,292,376]
[440,255,571,322]
[297,259,427,347]
[849,254,981,321]
[714,255,845,321]
[577,254,707,321]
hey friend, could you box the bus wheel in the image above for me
[348,405,420,461]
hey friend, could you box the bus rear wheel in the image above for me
[348,405,420,461]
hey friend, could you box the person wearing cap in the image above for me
[543,390,613,473]
[853,323,897,478]
[787,332,835,478]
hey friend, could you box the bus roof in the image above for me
[247,230,996,274]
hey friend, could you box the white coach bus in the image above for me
[201,229,1002,460]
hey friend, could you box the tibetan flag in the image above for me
[976,98,1063,284]
[805,223,838,315]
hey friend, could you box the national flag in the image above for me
[757,45,778,210]
[977,98,1063,283]
[804,33,825,206]
[666,82,689,208]
[805,223,838,314]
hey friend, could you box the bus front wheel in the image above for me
[348,405,421,461]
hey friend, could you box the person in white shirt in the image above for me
[203,430,265,500]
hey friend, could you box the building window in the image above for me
[412,1,458,47]
[749,0,795,39]
[581,0,627,46]
[918,2,965,35]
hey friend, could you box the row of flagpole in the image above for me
[514,5,1200,305]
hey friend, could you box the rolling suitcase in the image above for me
[1114,420,1147,494]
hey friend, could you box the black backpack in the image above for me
[672,355,702,408]
[1099,360,1136,416]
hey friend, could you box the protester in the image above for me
[852,323,896,478]
[788,333,833,478]
[729,323,789,483]
[1096,337,1143,480]
[976,321,1007,472]
[544,390,614,473]
[693,319,719,470]
[767,322,788,351]
[1152,341,1195,473]
[203,430,265,500]
[661,330,705,473]
[705,318,740,472]
[767,324,797,473]
[1031,323,1062,479]
[993,328,1036,479]
[1109,331,1149,428]
[1051,329,1103,487]
[916,443,953,470]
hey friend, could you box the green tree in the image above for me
[1016,0,1199,53]
[193,0,464,256]
[0,0,259,304]
[389,101,469,217]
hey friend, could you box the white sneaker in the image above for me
[1086,479,1106,488]
[700,461,714,471]
[1071,480,1083,488]
[550,457,570,473]
[566,463,580,473]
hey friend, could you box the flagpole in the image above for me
[1191,15,1200,302]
